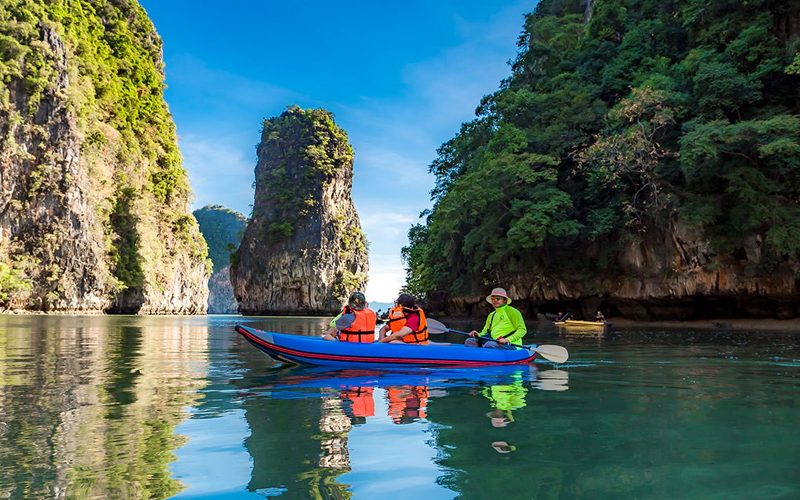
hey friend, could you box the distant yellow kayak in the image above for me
[554,319,608,327]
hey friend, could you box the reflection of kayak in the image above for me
[240,365,572,399]
[236,325,537,367]
[252,365,539,393]
[554,320,608,328]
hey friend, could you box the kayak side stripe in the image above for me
[236,326,536,366]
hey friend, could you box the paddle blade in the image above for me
[426,318,450,335]
[533,344,569,363]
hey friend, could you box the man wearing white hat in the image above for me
[465,287,527,348]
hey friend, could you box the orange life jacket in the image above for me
[338,307,377,343]
[386,305,428,344]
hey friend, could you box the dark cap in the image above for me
[348,291,367,310]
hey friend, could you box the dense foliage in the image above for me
[193,205,246,273]
[403,0,800,296]
[256,106,355,242]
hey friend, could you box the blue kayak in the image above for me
[235,324,538,368]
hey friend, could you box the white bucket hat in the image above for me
[485,287,512,304]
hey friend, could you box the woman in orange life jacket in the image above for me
[322,291,378,342]
[377,293,429,344]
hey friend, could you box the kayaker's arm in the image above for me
[505,308,527,344]
[380,326,411,343]
[323,312,356,341]
[477,314,493,336]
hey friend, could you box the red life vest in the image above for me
[386,305,428,344]
[338,307,377,343]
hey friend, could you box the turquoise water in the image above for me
[0,315,797,499]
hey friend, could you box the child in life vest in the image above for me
[322,291,377,342]
[378,293,429,344]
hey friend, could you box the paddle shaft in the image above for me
[426,318,569,363]
[445,327,526,348]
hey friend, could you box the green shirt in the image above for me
[479,304,527,344]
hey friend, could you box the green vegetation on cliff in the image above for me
[257,106,355,242]
[403,0,800,296]
[193,205,246,273]
[0,0,207,304]
[0,0,188,203]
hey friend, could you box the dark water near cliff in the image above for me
[0,315,797,499]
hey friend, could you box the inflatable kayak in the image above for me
[235,325,537,367]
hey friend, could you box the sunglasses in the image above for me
[490,296,506,301]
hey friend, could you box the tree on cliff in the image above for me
[231,106,369,315]
[403,0,800,317]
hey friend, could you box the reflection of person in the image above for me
[387,385,428,424]
[466,287,526,348]
[482,372,528,426]
[322,291,377,342]
[340,386,375,424]
[483,370,527,452]
[378,293,429,344]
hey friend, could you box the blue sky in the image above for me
[139,0,534,302]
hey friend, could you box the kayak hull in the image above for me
[554,319,608,327]
[236,325,537,367]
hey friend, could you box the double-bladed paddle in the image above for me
[427,318,569,364]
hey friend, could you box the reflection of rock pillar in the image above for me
[318,397,352,470]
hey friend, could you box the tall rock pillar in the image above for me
[231,107,368,314]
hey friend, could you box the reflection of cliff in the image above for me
[0,317,207,498]
[243,393,351,498]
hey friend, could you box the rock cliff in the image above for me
[0,1,209,313]
[231,107,368,314]
[404,0,800,321]
[426,220,800,321]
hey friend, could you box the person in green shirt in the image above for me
[466,287,527,348]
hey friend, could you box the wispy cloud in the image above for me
[166,54,300,114]
[180,132,255,216]
[339,4,527,300]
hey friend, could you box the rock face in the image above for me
[231,107,368,314]
[426,220,800,321]
[193,205,246,313]
[0,2,209,313]
[207,265,238,314]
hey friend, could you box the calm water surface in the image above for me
[0,315,797,499]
